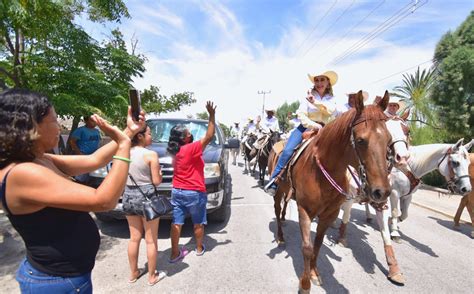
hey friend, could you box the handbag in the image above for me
[128,174,173,221]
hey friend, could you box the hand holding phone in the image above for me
[129,89,141,121]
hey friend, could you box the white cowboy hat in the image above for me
[388,96,406,110]
[265,108,276,113]
[346,91,369,102]
[307,70,338,86]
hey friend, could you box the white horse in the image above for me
[337,138,473,284]
[388,138,473,241]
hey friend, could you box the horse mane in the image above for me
[408,144,452,174]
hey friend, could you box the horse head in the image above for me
[351,90,393,203]
[386,117,410,169]
[440,138,473,195]
[269,130,281,145]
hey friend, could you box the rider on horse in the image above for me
[264,70,339,196]
[253,108,280,149]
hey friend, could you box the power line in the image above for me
[301,0,356,58]
[369,59,434,85]
[329,0,417,65]
[292,0,338,57]
[317,0,386,60]
[329,0,427,66]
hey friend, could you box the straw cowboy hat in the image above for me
[307,70,338,86]
[346,90,369,102]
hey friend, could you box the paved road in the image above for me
[1,159,473,293]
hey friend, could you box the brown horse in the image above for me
[453,153,474,237]
[268,91,392,292]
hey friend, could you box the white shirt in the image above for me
[297,90,337,129]
[246,122,257,134]
[230,126,242,139]
[260,116,280,133]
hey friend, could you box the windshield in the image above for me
[147,119,221,145]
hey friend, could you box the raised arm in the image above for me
[200,101,216,148]
[47,107,146,176]
[7,116,137,213]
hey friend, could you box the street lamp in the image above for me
[258,90,271,117]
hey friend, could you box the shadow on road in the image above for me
[428,215,473,239]
[96,173,235,259]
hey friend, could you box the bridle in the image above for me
[437,148,470,193]
[349,115,389,198]
[315,114,389,200]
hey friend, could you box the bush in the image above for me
[421,170,447,188]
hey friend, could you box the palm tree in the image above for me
[391,66,437,126]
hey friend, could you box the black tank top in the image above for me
[0,169,100,277]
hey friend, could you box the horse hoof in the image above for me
[389,273,405,285]
[391,236,402,244]
[337,238,348,247]
[311,275,323,286]
[277,240,286,248]
[453,225,461,231]
[298,288,310,294]
[366,217,373,223]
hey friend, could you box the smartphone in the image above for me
[129,89,141,121]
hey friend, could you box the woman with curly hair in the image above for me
[0,89,145,293]
[167,101,216,263]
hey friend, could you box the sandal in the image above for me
[168,247,189,263]
[196,244,206,256]
[148,270,167,286]
[128,268,145,283]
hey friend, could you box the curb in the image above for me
[411,201,469,224]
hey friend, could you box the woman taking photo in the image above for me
[122,125,165,286]
[0,89,145,293]
[265,70,339,196]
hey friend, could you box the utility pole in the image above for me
[258,90,271,118]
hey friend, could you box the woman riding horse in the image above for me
[265,70,339,196]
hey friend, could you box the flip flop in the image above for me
[168,247,189,263]
[196,244,206,256]
[128,268,145,283]
[148,270,167,286]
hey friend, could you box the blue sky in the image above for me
[77,0,474,125]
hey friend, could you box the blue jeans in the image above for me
[171,188,207,225]
[16,259,92,294]
[270,124,306,186]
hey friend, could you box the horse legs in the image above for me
[375,209,405,284]
[281,198,289,222]
[453,195,467,229]
[297,205,314,293]
[399,194,412,222]
[389,192,402,242]
[273,190,285,245]
[365,203,373,223]
[336,199,353,247]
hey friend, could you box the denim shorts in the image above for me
[122,184,156,216]
[171,188,207,225]
[16,258,92,294]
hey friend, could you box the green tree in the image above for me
[276,101,300,132]
[431,11,474,141]
[391,66,437,125]
[219,123,230,138]
[195,111,208,120]
[0,0,195,130]
[141,85,195,115]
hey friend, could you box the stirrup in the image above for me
[264,178,276,191]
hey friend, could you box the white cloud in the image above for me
[140,4,184,30]
[130,1,454,126]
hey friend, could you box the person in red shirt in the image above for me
[167,101,216,262]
